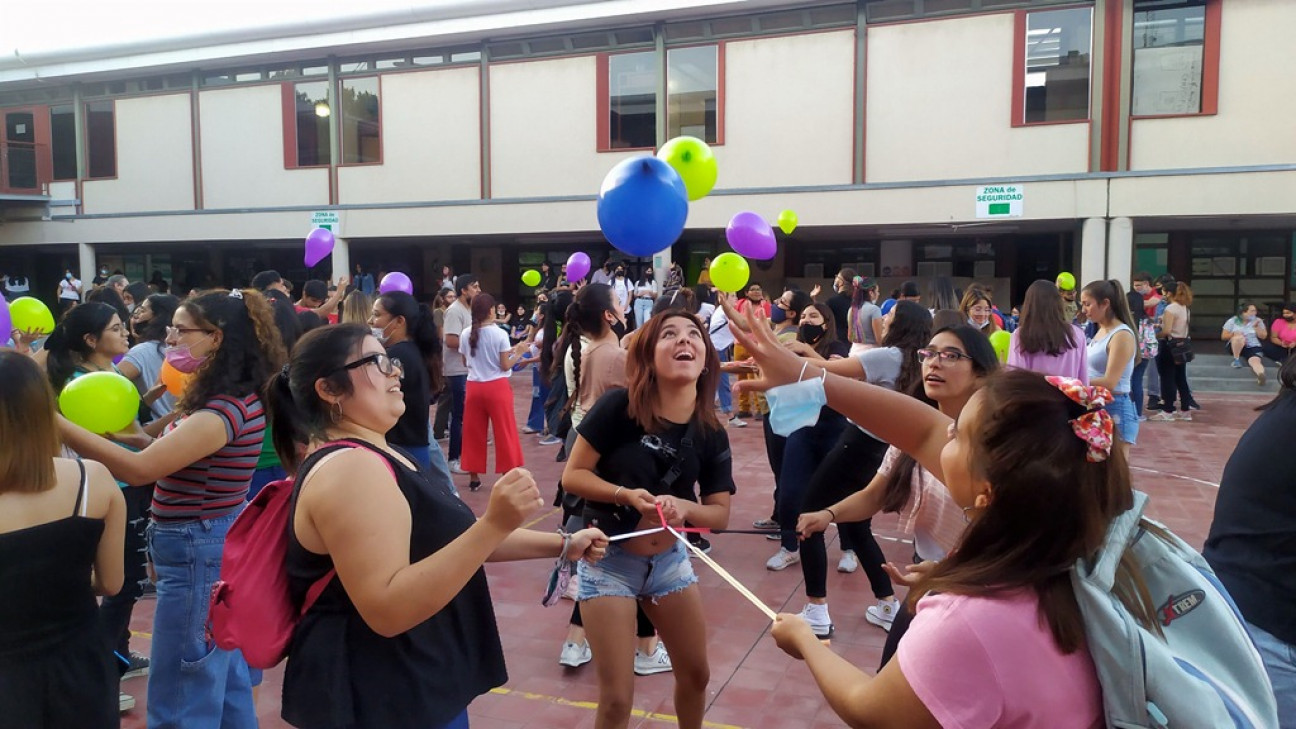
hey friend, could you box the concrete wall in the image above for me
[1129,0,1296,169]
[199,84,329,208]
[865,12,1090,182]
[82,94,194,213]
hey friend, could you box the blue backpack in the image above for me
[1071,491,1277,728]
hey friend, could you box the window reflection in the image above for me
[667,46,718,143]
[1131,0,1205,115]
[294,81,331,167]
[609,51,657,149]
[1023,8,1091,123]
[340,77,381,164]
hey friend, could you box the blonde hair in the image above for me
[341,290,373,325]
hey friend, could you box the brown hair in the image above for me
[911,370,1155,652]
[0,351,60,492]
[1016,280,1080,356]
[1081,279,1136,331]
[624,310,722,433]
[178,289,287,414]
[959,285,1000,335]
[468,292,497,356]
[1170,282,1194,307]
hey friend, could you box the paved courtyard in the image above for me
[120,372,1267,729]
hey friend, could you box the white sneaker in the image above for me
[558,640,592,668]
[765,547,800,571]
[1174,411,1193,421]
[797,603,833,638]
[449,459,469,475]
[634,642,673,675]
[865,598,899,631]
[119,691,136,712]
[728,416,747,428]
[837,550,859,573]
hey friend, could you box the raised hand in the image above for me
[483,468,543,532]
[730,306,818,395]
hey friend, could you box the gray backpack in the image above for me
[1072,491,1277,728]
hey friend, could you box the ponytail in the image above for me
[408,302,444,393]
[265,366,308,474]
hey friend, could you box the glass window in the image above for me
[85,100,116,178]
[293,81,331,167]
[1131,0,1206,115]
[50,104,76,180]
[1023,8,1092,123]
[339,77,380,164]
[667,46,718,143]
[608,51,658,149]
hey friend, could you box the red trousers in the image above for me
[460,377,524,475]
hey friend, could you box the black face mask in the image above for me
[799,323,826,343]
[611,320,627,340]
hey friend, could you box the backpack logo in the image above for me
[1159,589,1205,626]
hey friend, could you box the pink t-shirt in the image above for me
[1273,318,1296,347]
[898,591,1104,729]
[1006,326,1089,384]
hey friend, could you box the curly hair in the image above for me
[177,289,286,414]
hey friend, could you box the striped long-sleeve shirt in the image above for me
[151,394,264,522]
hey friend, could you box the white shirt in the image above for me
[610,277,633,309]
[707,305,734,351]
[634,279,659,298]
[58,277,82,300]
[442,300,472,376]
[459,324,513,383]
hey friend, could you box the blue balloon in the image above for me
[597,156,689,257]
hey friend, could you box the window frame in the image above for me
[49,104,77,181]
[1011,4,1095,128]
[83,99,118,180]
[1128,0,1220,119]
[337,75,383,167]
[596,43,726,153]
[281,81,333,170]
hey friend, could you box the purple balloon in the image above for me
[566,251,591,282]
[726,212,778,260]
[379,272,414,295]
[112,354,125,365]
[0,298,11,343]
[304,227,335,268]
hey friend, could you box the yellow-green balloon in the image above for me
[1055,272,1076,291]
[988,329,1011,363]
[521,270,542,287]
[9,296,55,335]
[656,136,718,201]
[776,209,798,236]
[59,371,140,434]
[709,252,751,294]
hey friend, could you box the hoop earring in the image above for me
[330,400,344,424]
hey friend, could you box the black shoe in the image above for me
[1185,401,1202,411]
[1146,397,1162,410]
[687,535,711,555]
[469,481,481,492]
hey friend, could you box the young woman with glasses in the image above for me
[57,289,285,728]
[266,323,605,729]
[369,291,444,472]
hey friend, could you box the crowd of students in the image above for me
[1,259,1290,729]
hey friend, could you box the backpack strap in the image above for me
[1084,490,1149,590]
[657,419,701,493]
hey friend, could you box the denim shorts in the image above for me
[1106,393,1139,445]
[577,541,697,601]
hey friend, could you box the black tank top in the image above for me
[282,440,507,729]
[0,461,104,654]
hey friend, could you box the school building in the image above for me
[1,0,1293,336]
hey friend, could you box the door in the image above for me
[3,110,38,191]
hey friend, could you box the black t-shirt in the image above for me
[577,388,735,535]
[1204,394,1296,645]
[827,293,852,342]
[1126,291,1147,324]
[386,340,430,448]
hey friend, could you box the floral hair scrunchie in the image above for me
[1045,376,1115,463]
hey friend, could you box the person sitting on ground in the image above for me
[1223,302,1269,386]
[1265,302,1296,365]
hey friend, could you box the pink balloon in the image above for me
[379,272,414,295]
[304,228,335,267]
[725,212,777,260]
[566,252,591,282]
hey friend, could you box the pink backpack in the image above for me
[209,441,390,669]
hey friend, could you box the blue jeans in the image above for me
[1246,621,1295,728]
[779,411,847,552]
[633,297,654,330]
[425,436,458,497]
[1130,359,1148,416]
[527,365,548,432]
[1106,393,1139,445]
[247,464,287,501]
[577,541,696,601]
[716,346,733,415]
[146,514,256,729]
[445,374,468,461]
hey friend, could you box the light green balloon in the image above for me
[521,270,542,287]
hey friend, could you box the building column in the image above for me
[1080,218,1107,289]
[78,242,96,300]
[331,237,350,287]
[1106,216,1134,285]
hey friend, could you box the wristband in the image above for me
[824,507,837,522]
[557,529,572,559]
[613,486,625,505]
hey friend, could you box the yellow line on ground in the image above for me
[131,630,151,639]
[521,506,561,530]
[488,687,747,729]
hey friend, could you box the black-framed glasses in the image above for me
[332,352,403,378]
[917,348,973,364]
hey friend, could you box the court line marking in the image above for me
[521,506,561,530]
[488,687,747,729]
[1130,465,1220,489]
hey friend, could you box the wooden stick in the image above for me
[669,526,777,621]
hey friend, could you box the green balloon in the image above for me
[709,252,751,294]
[59,371,140,434]
[989,330,1011,363]
[521,270,542,287]
[657,136,718,201]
